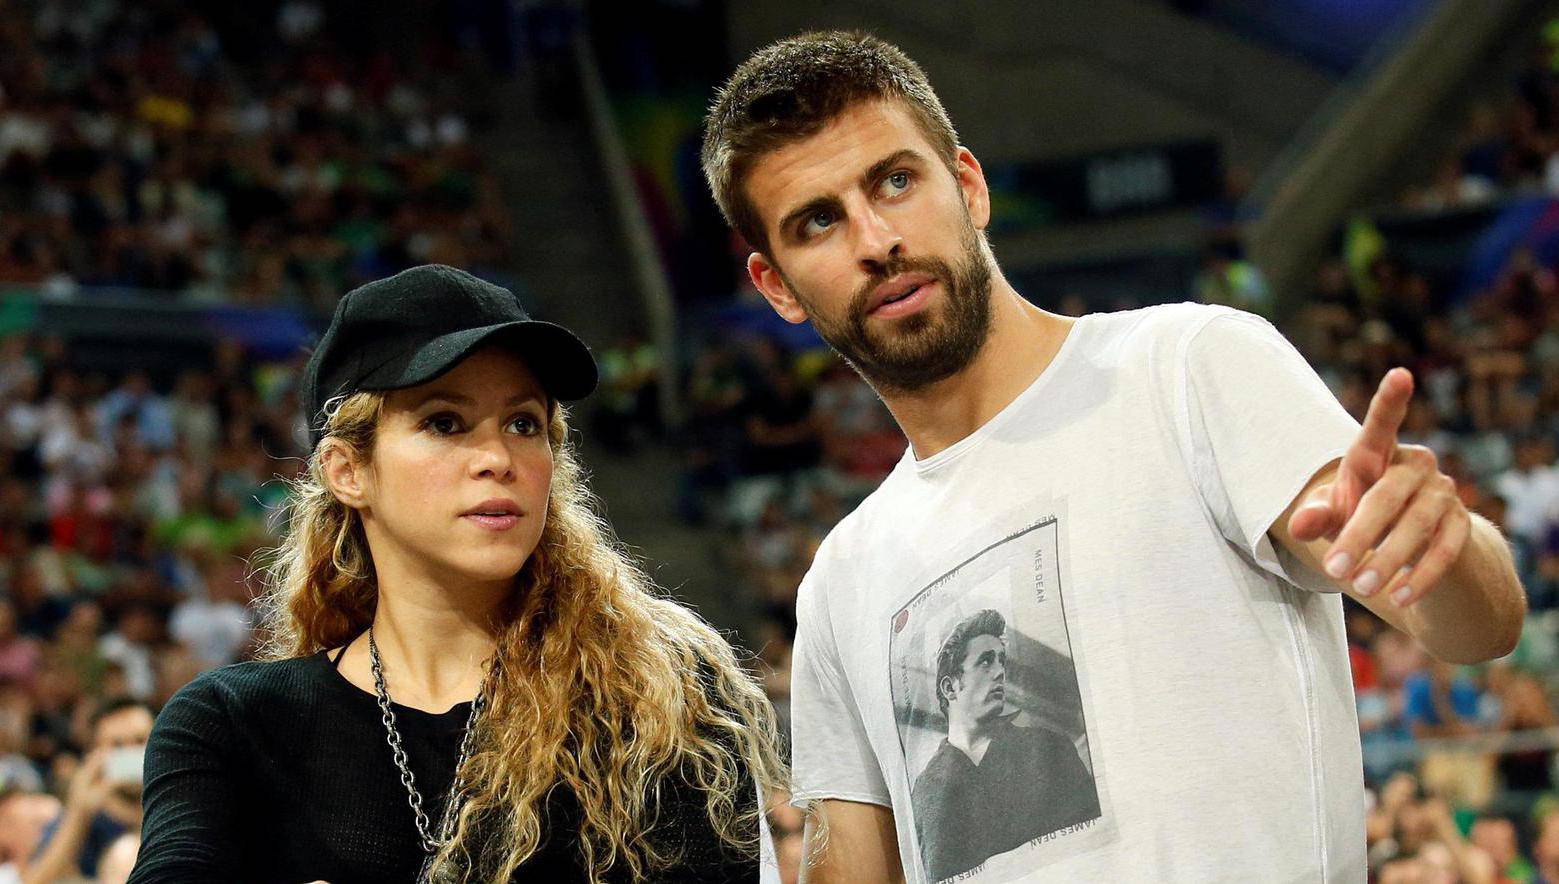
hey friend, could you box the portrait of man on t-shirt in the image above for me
[910,609,1099,881]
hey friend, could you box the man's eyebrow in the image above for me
[774,149,930,239]
[778,196,842,239]
[860,148,924,190]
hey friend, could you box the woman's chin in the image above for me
[441,552,533,588]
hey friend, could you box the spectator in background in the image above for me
[1404,660,1488,739]
[0,604,41,689]
[1470,815,1532,882]
[96,606,161,702]
[168,555,253,670]
[767,797,804,884]
[592,334,661,454]
[1192,235,1272,317]
[25,697,151,884]
[741,364,820,476]
[93,833,137,884]
[1496,434,1559,549]
[1535,810,1559,884]
[1490,665,1557,796]
[0,790,61,884]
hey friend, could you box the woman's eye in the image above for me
[508,414,543,436]
[881,170,911,196]
[422,414,463,435]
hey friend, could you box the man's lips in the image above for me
[867,272,936,316]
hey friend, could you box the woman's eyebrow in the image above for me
[409,391,544,409]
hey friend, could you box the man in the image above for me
[0,790,61,884]
[1534,810,1559,884]
[25,698,151,884]
[912,610,1097,881]
[701,30,1524,882]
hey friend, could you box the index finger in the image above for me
[1346,368,1413,471]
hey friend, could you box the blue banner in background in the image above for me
[1459,196,1559,301]
[1185,0,1434,72]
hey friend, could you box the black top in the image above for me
[129,650,757,883]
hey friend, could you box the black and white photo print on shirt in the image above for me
[890,516,1103,882]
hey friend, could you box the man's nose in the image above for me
[854,205,902,272]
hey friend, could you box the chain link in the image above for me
[369,625,492,858]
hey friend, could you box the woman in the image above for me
[129,265,786,883]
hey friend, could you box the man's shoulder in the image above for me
[911,740,963,796]
[804,476,906,581]
[995,717,1071,751]
[1083,301,1251,349]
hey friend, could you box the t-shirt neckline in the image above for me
[312,649,476,723]
[910,313,1092,475]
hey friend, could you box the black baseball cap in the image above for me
[301,264,597,445]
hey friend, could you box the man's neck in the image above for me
[882,276,1074,461]
[947,720,993,766]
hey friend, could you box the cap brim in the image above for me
[356,320,598,402]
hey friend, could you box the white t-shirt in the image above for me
[1493,463,1559,545]
[789,304,1367,884]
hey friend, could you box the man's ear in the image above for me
[954,146,991,232]
[747,252,809,325]
[320,440,370,510]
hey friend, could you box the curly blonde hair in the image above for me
[256,391,787,881]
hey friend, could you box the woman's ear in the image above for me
[320,440,371,510]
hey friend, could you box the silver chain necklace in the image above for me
[368,625,493,878]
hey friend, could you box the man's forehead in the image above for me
[963,632,1005,659]
[747,101,936,224]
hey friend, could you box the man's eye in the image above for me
[801,210,835,238]
[881,170,912,196]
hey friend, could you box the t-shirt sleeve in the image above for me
[128,674,245,883]
[788,563,892,808]
[1180,310,1360,592]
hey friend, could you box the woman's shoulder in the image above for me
[161,653,335,721]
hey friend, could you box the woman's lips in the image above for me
[462,513,520,531]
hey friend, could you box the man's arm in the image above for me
[1271,369,1524,664]
[22,750,109,884]
[798,799,904,884]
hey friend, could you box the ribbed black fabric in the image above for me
[128,652,756,883]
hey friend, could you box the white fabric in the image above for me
[757,783,782,884]
[789,304,1367,883]
[170,599,253,668]
[1493,463,1559,545]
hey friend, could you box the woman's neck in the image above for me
[338,576,506,714]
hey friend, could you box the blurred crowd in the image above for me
[1404,21,1559,213]
[0,330,307,881]
[0,0,514,309]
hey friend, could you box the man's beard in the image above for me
[792,219,993,395]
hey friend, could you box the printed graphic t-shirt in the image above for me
[789,304,1368,884]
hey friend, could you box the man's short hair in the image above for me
[701,30,962,254]
[934,608,1005,719]
[90,696,153,732]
